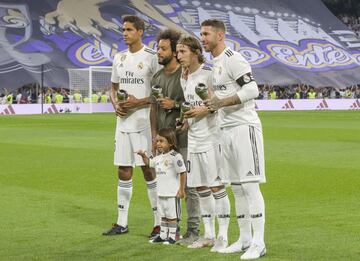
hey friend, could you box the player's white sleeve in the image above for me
[226,53,259,103]
[227,53,252,81]
[111,53,120,83]
[236,81,259,103]
[174,153,187,174]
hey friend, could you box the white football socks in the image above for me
[168,223,177,241]
[160,221,169,240]
[117,179,133,227]
[212,188,231,242]
[242,183,265,248]
[232,184,252,245]
[198,189,216,239]
[146,179,161,227]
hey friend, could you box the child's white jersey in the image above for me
[149,150,186,197]
[111,46,160,132]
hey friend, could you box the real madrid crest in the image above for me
[218,66,222,75]
[164,160,168,166]
[120,54,126,61]
[243,74,250,83]
[138,62,144,70]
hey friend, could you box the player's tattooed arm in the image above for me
[184,106,210,119]
[121,95,151,109]
[204,95,241,111]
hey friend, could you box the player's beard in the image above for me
[158,55,173,66]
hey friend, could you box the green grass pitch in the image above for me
[0,111,359,260]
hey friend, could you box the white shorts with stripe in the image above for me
[158,196,181,220]
[114,127,152,167]
[220,125,266,183]
[187,145,225,188]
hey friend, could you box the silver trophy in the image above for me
[117,89,128,101]
[178,101,192,124]
[195,83,208,100]
[151,84,163,99]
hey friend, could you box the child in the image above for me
[137,128,187,245]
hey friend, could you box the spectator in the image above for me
[54,90,63,104]
[307,87,316,99]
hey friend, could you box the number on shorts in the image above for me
[186,160,191,173]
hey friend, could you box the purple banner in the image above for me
[0,0,360,88]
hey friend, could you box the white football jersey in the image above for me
[180,64,220,153]
[212,47,261,128]
[149,150,186,197]
[111,46,161,132]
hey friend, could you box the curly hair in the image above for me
[156,29,182,53]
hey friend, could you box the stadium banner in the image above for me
[1,100,359,115]
[0,0,360,90]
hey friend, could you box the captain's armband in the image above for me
[236,72,254,87]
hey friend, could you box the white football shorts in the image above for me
[114,127,152,167]
[187,145,225,188]
[158,196,181,220]
[220,124,266,184]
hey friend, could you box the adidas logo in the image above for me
[246,171,254,176]
[350,99,360,110]
[0,105,16,115]
[316,99,330,110]
[282,99,295,110]
[44,104,59,114]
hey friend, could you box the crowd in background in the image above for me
[0,84,110,105]
[257,84,360,100]
[339,14,360,37]
[1,84,359,105]
[322,0,360,36]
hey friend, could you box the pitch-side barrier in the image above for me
[1,99,359,116]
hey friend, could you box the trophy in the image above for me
[151,85,163,99]
[117,89,128,101]
[178,101,192,124]
[195,83,208,100]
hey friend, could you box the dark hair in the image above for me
[156,29,182,53]
[123,15,145,31]
[201,19,226,33]
[158,128,178,151]
[177,36,205,64]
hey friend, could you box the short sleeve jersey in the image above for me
[149,150,186,197]
[180,64,220,153]
[150,67,187,148]
[111,46,161,132]
[212,47,260,128]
